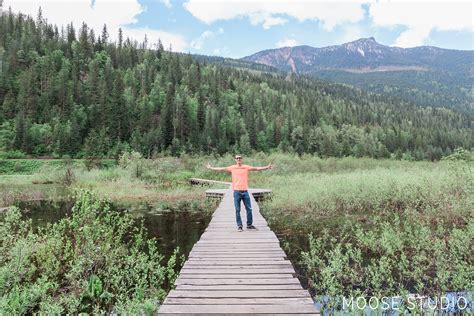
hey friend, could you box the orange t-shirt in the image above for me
[226,164,252,190]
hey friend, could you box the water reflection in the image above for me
[14,199,212,265]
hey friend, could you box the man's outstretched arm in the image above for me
[249,164,273,171]
[206,163,229,172]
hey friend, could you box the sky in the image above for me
[2,0,473,58]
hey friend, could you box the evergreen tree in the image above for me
[0,10,471,159]
[161,83,175,149]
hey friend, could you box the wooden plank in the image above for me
[192,245,282,248]
[175,278,300,285]
[180,268,295,274]
[199,235,276,238]
[191,247,282,250]
[188,254,287,259]
[167,290,311,298]
[182,265,294,270]
[193,244,282,248]
[184,260,292,265]
[200,234,276,238]
[189,251,285,255]
[176,284,303,290]
[174,274,295,279]
[186,258,289,261]
[190,178,231,185]
[163,297,314,305]
[188,255,286,259]
[205,228,272,231]
[159,304,317,314]
[190,249,283,253]
[198,239,279,243]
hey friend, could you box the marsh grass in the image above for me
[262,166,469,228]
[258,154,473,308]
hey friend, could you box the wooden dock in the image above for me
[158,189,318,315]
[206,188,272,202]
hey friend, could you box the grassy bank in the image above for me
[0,159,115,175]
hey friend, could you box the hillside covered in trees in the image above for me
[0,9,473,160]
[243,38,474,114]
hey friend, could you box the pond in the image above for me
[13,199,213,264]
[0,179,68,207]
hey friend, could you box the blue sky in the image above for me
[4,0,473,58]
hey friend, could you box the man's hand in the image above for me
[207,164,227,172]
[250,164,274,171]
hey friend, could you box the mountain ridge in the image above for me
[242,38,474,112]
[243,37,473,74]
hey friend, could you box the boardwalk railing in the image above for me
[189,178,232,186]
[158,189,318,315]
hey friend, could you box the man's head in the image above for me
[234,155,243,166]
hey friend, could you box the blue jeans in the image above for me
[233,190,253,227]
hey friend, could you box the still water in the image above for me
[14,199,212,263]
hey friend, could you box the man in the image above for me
[207,155,273,232]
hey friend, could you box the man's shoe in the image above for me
[246,225,257,229]
[237,226,243,232]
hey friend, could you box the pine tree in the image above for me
[161,83,175,149]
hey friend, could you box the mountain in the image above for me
[243,38,474,113]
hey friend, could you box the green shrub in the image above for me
[302,216,473,299]
[0,150,27,159]
[0,190,181,314]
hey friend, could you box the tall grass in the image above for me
[258,154,473,307]
[263,165,471,229]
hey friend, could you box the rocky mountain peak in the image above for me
[342,37,384,55]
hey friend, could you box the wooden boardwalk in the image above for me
[158,189,318,315]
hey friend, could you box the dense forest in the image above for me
[314,69,474,114]
[0,9,473,160]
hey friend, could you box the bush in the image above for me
[0,150,27,159]
[0,190,181,314]
[119,151,146,179]
[302,215,473,298]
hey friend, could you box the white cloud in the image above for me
[4,0,187,51]
[190,28,224,50]
[124,27,187,51]
[183,0,366,30]
[249,12,288,29]
[276,38,298,48]
[369,1,474,47]
[159,0,172,9]
[393,27,432,48]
